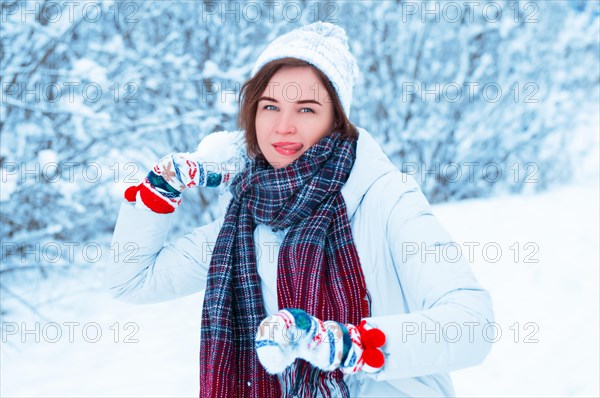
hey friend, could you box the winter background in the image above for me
[1,0,599,396]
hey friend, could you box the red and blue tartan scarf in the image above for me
[199,131,371,397]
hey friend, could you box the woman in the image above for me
[108,22,494,397]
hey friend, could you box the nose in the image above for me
[274,111,296,135]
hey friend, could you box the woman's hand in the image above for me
[123,130,246,214]
[124,153,229,214]
[255,308,386,375]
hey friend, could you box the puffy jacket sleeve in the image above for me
[365,173,495,380]
[104,201,223,304]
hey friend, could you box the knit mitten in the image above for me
[255,308,386,375]
[123,131,246,214]
[124,153,226,214]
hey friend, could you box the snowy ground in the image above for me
[1,179,598,397]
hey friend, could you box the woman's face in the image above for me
[255,66,335,169]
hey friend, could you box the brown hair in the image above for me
[238,57,358,160]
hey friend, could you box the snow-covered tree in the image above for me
[1,1,598,309]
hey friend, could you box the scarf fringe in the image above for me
[281,360,350,398]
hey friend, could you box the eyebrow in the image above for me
[258,96,323,106]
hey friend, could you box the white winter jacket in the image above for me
[107,127,494,397]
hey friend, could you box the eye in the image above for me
[300,107,315,113]
[263,104,278,111]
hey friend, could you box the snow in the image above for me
[37,149,57,167]
[0,172,18,202]
[71,58,108,86]
[193,129,247,176]
[214,94,239,115]
[2,179,598,397]
[436,180,600,397]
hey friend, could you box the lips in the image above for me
[273,142,302,156]
[273,142,302,150]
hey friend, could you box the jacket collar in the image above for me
[341,127,398,220]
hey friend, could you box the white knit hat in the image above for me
[251,21,359,118]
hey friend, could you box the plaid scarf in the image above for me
[199,131,371,397]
